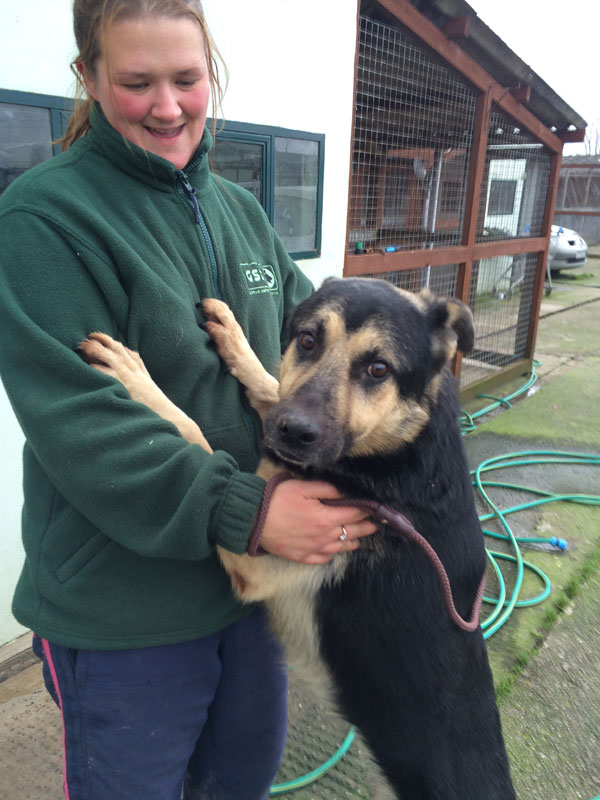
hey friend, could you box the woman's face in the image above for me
[83,16,211,169]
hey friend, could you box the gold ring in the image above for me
[339,525,348,542]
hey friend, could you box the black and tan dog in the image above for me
[80,277,515,799]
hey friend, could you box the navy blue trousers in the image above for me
[34,607,288,800]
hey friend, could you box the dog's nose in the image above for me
[277,413,319,447]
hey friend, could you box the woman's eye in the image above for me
[122,83,147,91]
[298,332,315,351]
[367,361,388,379]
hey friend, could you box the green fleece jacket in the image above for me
[0,107,313,649]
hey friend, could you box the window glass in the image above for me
[487,179,518,216]
[0,103,53,194]
[274,136,319,254]
[211,139,263,203]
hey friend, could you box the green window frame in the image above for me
[0,92,325,259]
[211,120,325,260]
[0,89,73,194]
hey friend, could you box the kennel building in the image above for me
[344,0,586,398]
[555,155,600,246]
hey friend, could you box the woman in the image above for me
[0,1,375,798]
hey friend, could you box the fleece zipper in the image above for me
[176,169,222,301]
[176,168,261,462]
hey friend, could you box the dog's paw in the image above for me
[78,333,157,404]
[201,298,249,375]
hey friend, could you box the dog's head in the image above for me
[264,278,473,471]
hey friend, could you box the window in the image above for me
[487,179,518,216]
[0,89,72,195]
[211,121,324,259]
[0,94,325,259]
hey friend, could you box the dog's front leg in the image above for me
[79,330,294,606]
[202,298,280,423]
[78,333,213,452]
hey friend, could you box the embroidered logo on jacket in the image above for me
[242,263,279,295]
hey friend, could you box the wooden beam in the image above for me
[473,237,547,259]
[555,209,600,217]
[510,83,531,104]
[556,128,587,144]
[456,91,493,308]
[375,0,563,153]
[442,15,470,40]
[459,359,532,404]
[346,247,470,276]
[343,0,364,272]
[487,84,562,151]
[345,236,548,277]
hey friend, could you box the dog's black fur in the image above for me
[260,279,516,799]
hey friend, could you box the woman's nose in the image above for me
[151,85,181,120]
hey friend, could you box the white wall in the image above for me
[0,0,76,96]
[0,0,358,646]
[0,390,26,644]
[0,0,77,646]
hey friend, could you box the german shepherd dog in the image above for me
[80,277,515,799]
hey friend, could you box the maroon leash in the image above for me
[248,473,486,633]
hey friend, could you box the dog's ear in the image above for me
[420,291,474,368]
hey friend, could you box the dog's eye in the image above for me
[367,361,389,379]
[298,332,316,351]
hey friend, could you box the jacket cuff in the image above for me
[247,472,294,556]
[213,471,266,554]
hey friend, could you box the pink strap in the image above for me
[247,472,293,556]
[248,474,485,632]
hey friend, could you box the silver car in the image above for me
[548,224,587,272]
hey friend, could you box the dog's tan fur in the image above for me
[78,287,468,608]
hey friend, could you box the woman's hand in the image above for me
[258,479,377,564]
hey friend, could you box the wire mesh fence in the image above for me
[556,165,600,211]
[349,15,477,255]
[348,7,554,391]
[476,106,552,243]
[357,264,459,298]
[460,252,539,387]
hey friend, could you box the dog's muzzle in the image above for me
[263,399,348,469]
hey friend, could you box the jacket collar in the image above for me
[86,103,213,191]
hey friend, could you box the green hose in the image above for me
[269,727,356,795]
[473,451,600,638]
[460,359,540,435]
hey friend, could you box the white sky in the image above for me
[468,0,597,153]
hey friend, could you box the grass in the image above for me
[494,542,600,705]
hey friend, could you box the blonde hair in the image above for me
[60,0,226,150]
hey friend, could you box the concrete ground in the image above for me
[1,251,599,799]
